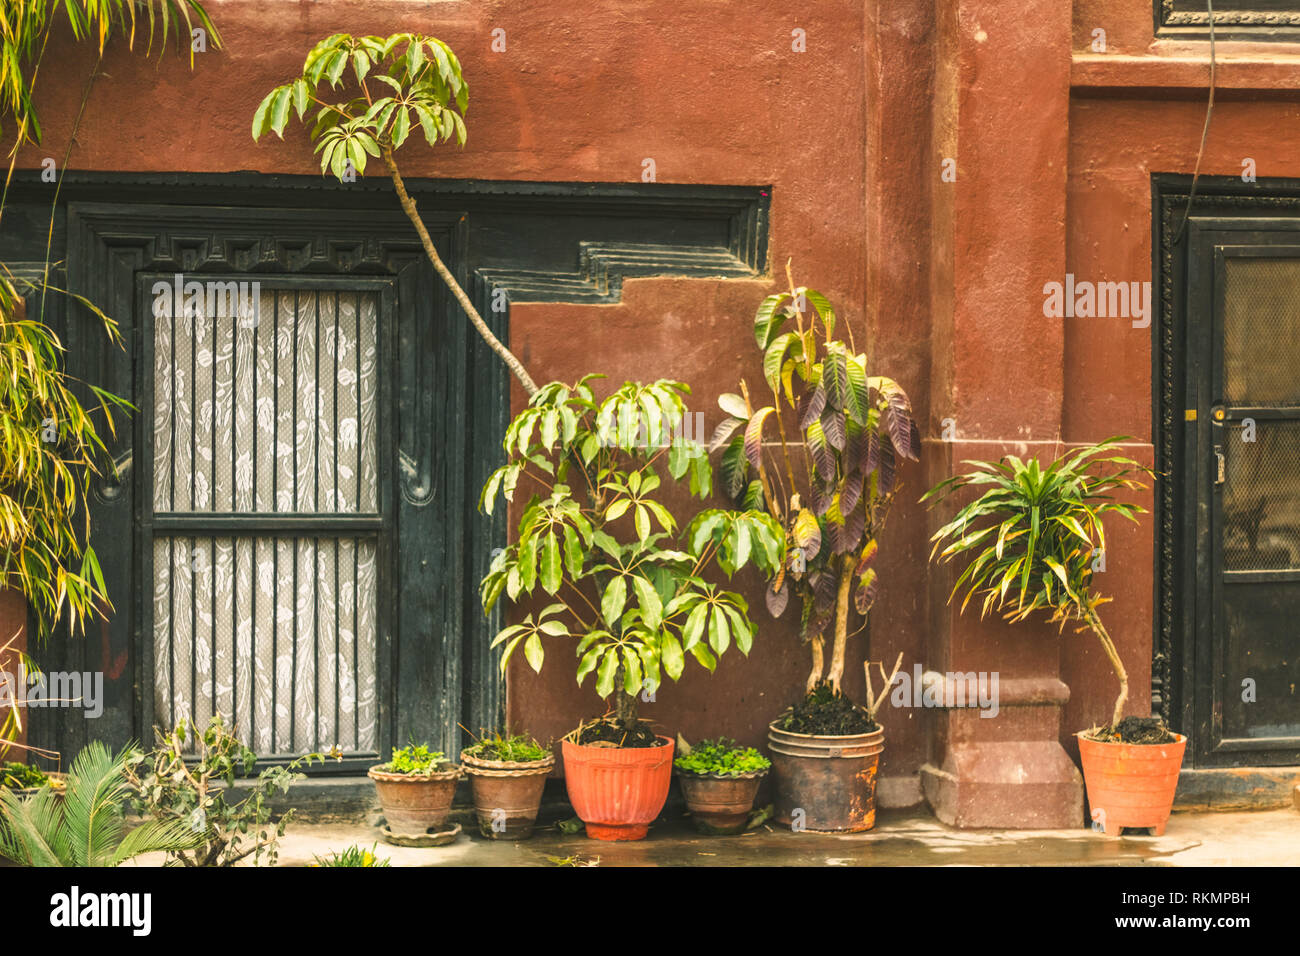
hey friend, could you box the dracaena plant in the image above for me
[252,32,538,397]
[711,274,919,696]
[479,377,783,729]
[921,439,1151,731]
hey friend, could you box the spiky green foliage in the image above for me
[479,377,783,723]
[922,438,1152,729]
[922,439,1149,625]
[0,740,199,866]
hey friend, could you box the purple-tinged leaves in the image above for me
[878,440,896,496]
[744,407,774,469]
[854,567,879,615]
[806,419,836,481]
[765,580,789,618]
[820,405,846,452]
[856,537,879,575]
[832,505,864,555]
[866,429,880,473]
[798,385,827,430]
[809,478,833,517]
[708,416,744,454]
[840,469,863,515]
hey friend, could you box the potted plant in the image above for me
[367,742,461,839]
[709,270,919,831]
[673,738,771,834]
[460,731,555,840]
[479,377,783,840]
[0,761,64,799]
[922,439,1184,835]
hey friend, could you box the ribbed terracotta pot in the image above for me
[1077,731,1186,835]
[678,769,767,834]
[561,735,674,841]
[368,764,461,837]
[461,750,555,840]
[768,719,884,832]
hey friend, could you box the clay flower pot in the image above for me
[677,768,767,834]
[461,749,555,840]
[561,735,674,841]
[368,763,461,837]
[767,719,884,832]
[1077,731,1186,835]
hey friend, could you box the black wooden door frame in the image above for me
[10,170,771,768]
[1154,174,1300,767]
[40,200,479,770]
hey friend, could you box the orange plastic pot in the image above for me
[1076,731,1186,835]
[561,735,674,841]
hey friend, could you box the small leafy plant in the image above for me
[379,742,449,776]
[479,377,783,734]
[922,438,1152,733]
[462,731,550,763]
[674,738,771,777]
[126,714,331,867]
[0,761,50,789]
[312,842,391,867]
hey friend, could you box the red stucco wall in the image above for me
[20,0,1269,810]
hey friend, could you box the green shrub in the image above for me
[463,732,549,763]
[380,743,447,775]
[674,738,771,777]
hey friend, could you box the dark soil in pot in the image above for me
[776,683,879,736]
[575,717,662,748]
[1081,715,1176,745]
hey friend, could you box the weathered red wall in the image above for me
[20,2,932,793]
[21,0,1253,812]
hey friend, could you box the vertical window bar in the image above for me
[211,537,217,713]
[291,534,298,751]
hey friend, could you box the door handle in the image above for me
[1214,446,1226,486]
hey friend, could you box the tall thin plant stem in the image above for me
[380,147,538,397]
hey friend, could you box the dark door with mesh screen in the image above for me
[142,276,391,763]
[1185,223,1300,766]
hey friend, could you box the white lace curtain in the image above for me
[151,287,379,754]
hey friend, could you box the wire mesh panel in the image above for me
[151,286,381,755]
[1223,257,1300,408]
[1222,421,1300,572]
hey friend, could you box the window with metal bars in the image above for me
[149,282,383,756]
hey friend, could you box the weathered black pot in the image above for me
[767,719,884,832]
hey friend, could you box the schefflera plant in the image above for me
[711,275,920,696]
[479,377,783,730]
[252,32,538,396]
